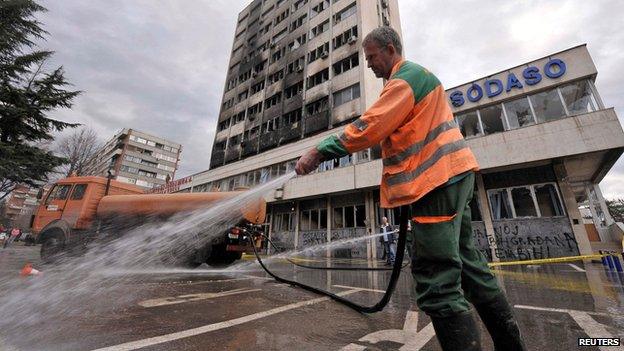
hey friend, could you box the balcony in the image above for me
[225,146,241,163]
[304,110,330,136]
[259,130,278,150]
[210,149,225,168]
[242,138,259,157]
[278,124,302,144]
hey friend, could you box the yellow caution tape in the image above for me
[244,253,614,268]
[488,254,607,267]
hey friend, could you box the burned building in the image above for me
[183,0,623,262]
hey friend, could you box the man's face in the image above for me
[364,41,394,79]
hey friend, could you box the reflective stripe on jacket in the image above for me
[316,60,479,208]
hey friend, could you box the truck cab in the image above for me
[33,176,143,261]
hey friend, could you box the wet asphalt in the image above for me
[1,243,623,351]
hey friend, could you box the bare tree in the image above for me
[56,127,101,177]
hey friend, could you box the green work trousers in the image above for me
[409,172,501,318]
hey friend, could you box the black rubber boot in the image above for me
[430,309,482,351]
[474,293,527,351]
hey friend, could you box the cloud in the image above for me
[37,0,249,175]
[35,0,624,198]
[398,0,624,198]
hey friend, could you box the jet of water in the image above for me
[0,172,295,350]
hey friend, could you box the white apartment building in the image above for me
[83,128,182,189]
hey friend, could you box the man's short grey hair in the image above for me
[363,26,403,55]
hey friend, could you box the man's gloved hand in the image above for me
[295,147,324,175]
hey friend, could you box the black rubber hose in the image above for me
[263,234,410,271]
[249,204,409,313]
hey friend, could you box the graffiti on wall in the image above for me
[271,231,295,252]
[330,228,368,258]
[471,222,493,261]
[299,230,327,248]
[471,217,579,262]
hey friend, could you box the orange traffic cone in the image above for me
[20,263,42,277]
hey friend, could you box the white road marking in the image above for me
[183,276,272,286]
[568,311,623,351]
[339,344,367,351]
[91,289,360,351]
[567,263,586,272]
[137,277,259,287]
[515,305,623,351]
[514,304,608,316]
[138,288,261,308]
[333,284,386,293]
[341,311,435,351]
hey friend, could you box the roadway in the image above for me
[1,243,623,350]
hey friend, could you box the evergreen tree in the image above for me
[0,0,80,199]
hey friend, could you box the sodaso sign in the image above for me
[449,58,566,107]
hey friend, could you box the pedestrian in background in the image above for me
[3,227,21,248]
[379,216,395,265]
[296,26,525,351]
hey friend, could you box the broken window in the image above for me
[334,2,356,24]
[345,206,355,228]
[511,187,537,217]
[306,96,329,115]
[309,19,329,39]
[320,209,328,229]
[534,184,564,217]
[559,80,597,116]
[338,154,352,167]
[355,205,366,227]
[333,83,360,106]
[333,53,359,76]
[479,104,506,134]
[488,189,512,220]
[456,111,482,138]
[333,207,344,228]
[529,89,566,123]
[503,97,535,129]
[274,212,295,232]
[333,26,358,49]
[300,210,311,230]
[318,159,334,172]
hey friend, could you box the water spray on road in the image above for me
[0,172,295,349]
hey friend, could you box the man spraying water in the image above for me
[295,26,526,351]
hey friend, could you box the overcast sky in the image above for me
[36,0,624,198]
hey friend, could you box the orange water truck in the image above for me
[31,175,266,265]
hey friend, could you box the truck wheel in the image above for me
[205,245,242,266]
[40,234,64,264]
[221,251,242,265]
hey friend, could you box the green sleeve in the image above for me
[316,135,349,160]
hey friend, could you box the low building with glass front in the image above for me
[182,44,624,262]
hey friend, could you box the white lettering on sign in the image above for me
[148,176,192,194]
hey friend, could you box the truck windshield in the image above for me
[45,184,72,205]
[70,184,88,200]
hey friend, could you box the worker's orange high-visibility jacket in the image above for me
[317,60,479,208]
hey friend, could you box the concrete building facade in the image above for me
[1,184,40,228]
[83,128,182,190]
[183,1,623,262]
